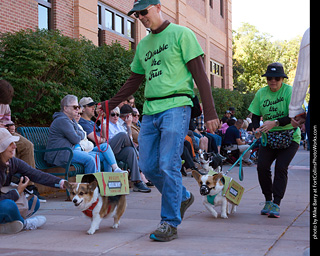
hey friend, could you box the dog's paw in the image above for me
[211,211,218,218]
[221,213,228,219]
[87,228,96,235]
[112,222,120,229]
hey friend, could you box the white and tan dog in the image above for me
[65,181,127,235]
[192,170,236,218]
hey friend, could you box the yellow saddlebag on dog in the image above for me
[76,172,129,196]
[208,170,244,205]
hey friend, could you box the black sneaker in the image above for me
[150,222,178,242]
[180,193,194,219]
[133,181,151,193]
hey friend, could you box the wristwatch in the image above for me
[274,120,279,127]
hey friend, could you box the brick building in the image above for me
[0,0,233,89]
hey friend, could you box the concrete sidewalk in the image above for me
[0,147,310,256]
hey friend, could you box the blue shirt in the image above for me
[79,118,101,137]
[223,125,240,145]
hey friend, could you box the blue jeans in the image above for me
[92,143,117,172]
[72,148,100,173]
[0,198,40,224]
[138,106,191,227]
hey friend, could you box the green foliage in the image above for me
[0,29,139,125]
[211,88,255,119]
[233,23,301,93]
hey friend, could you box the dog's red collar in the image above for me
[82,198,99,218]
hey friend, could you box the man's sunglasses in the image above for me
[134,5,155,18]
[68,105,81,110]
[111,113,120,117]
[267,77,281,81]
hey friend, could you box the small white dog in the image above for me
[192,170,236,218]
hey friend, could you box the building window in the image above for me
[220,0,224,17]
[105,9,113,30]
[210,60,224,88]
[209,0,213,9]
[98,2,135,46]
[127,20,134,38]
[37,0,52,30]
[115,14,124,34]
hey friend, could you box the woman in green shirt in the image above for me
[248,63,301,218]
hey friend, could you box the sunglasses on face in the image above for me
[132,114,140,117]
[68,105,81,110]
[111,113,120,117]
[134,5,155,18]
[267,77,281,81]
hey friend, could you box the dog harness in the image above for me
[82,198,113,218]
[207,194,218,205]
[82,198,99,218]
[205,171,232,206]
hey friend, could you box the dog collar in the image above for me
[82,198,99,218]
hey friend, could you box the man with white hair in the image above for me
[45,95,99,174]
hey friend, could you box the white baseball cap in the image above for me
[79,97,97,107]
[0,128,20,153]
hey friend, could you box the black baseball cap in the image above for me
[120,104,134,115]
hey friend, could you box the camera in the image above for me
[11,173,26,184]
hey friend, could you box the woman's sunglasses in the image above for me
[111,113,120,117]
[134,5,155,18]
[267,77,281,81]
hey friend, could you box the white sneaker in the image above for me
[113,167,128,173]
[0,220,23,234]
[23,216,46,230]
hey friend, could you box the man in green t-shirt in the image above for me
[99,0,220,242]
[248,62,301,218]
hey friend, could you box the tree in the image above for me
[233,23,301,93]
[0,29,140,125]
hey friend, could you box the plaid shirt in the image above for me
[195,114,205,132]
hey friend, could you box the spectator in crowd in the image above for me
[76,98,123,173]
[223,119,252,166]
[221,110,231,124]
[0,80,35,168]
[219,118,230,134]
[44,95,99,174]
[239,119,252,144]
[108,106,151,193]
[127,95,136,108]
[229,107,236,120]
[0,128,66,234]
[131,107,141,146]
[249,62,301,218]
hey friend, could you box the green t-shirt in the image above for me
[130,23,204,115]
[248,83,301,144]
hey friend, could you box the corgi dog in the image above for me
[65,181,127,235]
[192,170,236,219]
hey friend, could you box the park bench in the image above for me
[17,127,85,182]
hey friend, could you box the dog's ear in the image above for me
[216,173,225,185]
[192,170,201,182]
[88,180,98,192]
